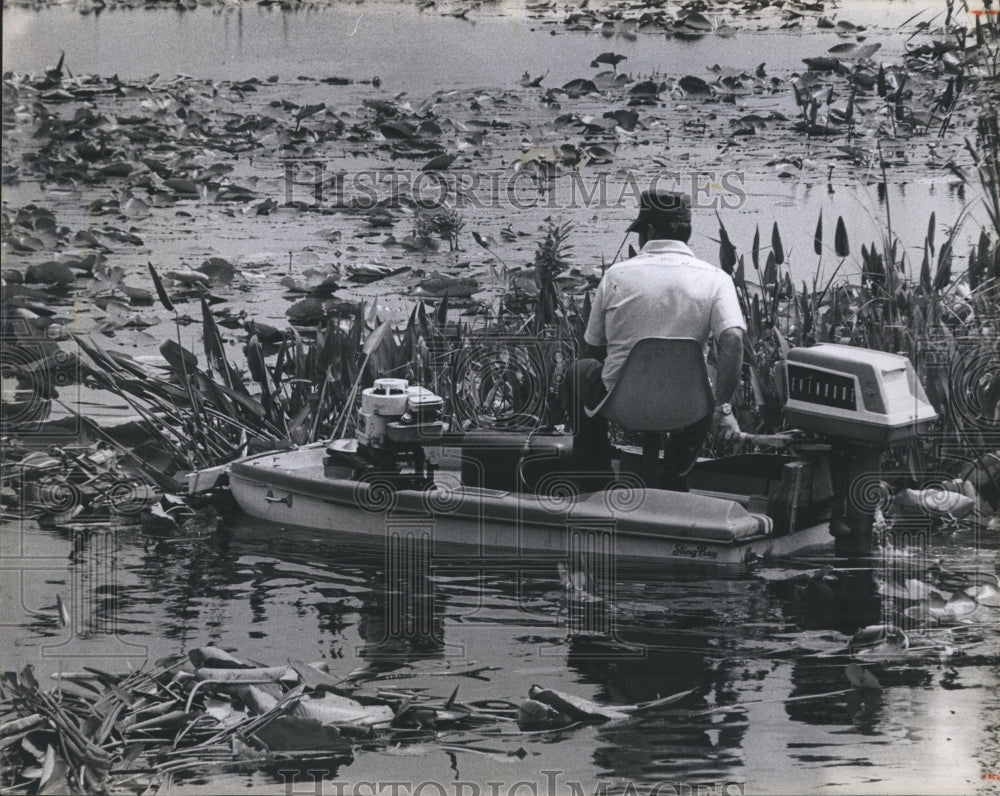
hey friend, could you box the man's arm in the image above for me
[713,327,743,404]
[583,280,608,363]
[711,327,744,437]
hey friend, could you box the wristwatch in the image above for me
[715,402,733,416]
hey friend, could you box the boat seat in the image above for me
[585,337,715,488]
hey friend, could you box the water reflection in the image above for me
[136,527,244,643]
[23,525,147,659]
[561,571,796,787]
[766,568,881,634]
[5,514,997,790]
[357,522,448,665]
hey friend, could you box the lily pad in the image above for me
[678,75,711,94]
[927,590,977,622]
[517,698,571,730]
[197,258,239,286]
[416,273,479,298]
[562,78,598,96]
[163,178,200,196]
[380,120,417,139]
[286,297,327,323]
[591,52,627,69]
[25,261,75,286]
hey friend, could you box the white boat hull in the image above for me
[227,445,833,564]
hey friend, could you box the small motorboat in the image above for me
[193,342,937,564]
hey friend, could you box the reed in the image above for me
[716,112,998,469]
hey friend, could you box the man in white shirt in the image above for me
[562,189,746,490]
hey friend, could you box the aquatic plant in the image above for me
[530,220,573,334]
[718,160,998,472]
[69,270,406,489]
[0,651,509,795]
[414,207,465,252]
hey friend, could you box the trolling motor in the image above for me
[327,378,446,489]
[777,344,938,556]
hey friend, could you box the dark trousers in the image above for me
[561,358,711,490]
[562,358,612,470]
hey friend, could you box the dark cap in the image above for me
[626,190,692,233]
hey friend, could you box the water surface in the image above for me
[3,515,997,794]
[1,0,986,295]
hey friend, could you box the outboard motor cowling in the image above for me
[358,378,410,447]
[778,344,938,556]
[780,345,937,443]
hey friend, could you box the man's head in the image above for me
[626,190,692,245]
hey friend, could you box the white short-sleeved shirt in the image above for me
[584,240,747,390]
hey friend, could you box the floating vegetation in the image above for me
[0,443,158,529]
[0,648,680,792]
[5,632,969,792]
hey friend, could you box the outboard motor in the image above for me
[358,378,410,448]
[348,378,445,487]
[778,344,938,556]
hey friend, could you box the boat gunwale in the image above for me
[228,457,824,549]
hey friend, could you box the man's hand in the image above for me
[711,402,741,439]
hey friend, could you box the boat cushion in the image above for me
[568,489,769,542]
